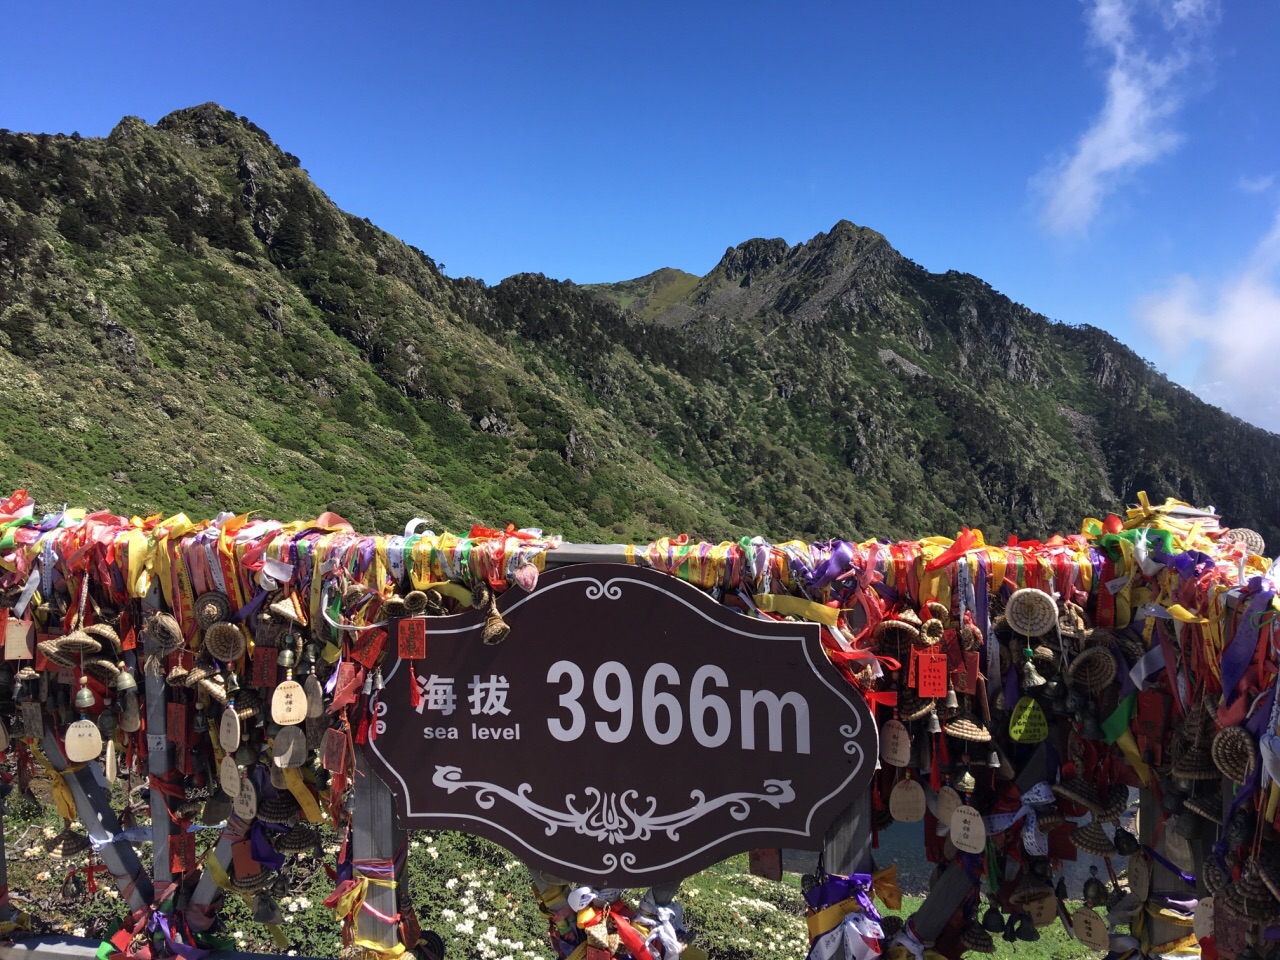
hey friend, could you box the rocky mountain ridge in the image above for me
[0,104,1276,545]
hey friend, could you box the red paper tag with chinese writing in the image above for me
[251,647,279,687]
[231,839,260,875]
[350,628,387,670]
[398,618,426,659]
[953,651,980,695]
[916,651,948,698]
[322,727,348,775]
[170,831,197,873]
[122,627,137,652]
[167,702,188,746]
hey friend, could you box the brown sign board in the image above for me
[364,564,877,887]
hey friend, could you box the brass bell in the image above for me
[234,742,256,766]
[224,671,240,696]
[74,678,95,711]
[1020,659,1047,691]
[116,671,137,694]
[251,892,282,925]
[99,710,117,735]
[277,647,296,670]
[982,907,1006,933]
[271,871,290,898]
[955,768,976,794]
[926,712,941,735]
[1114,828,1140,856]
[1015,914,1040,941]
[1083,869,1107,906]
[1080,710,1105,741]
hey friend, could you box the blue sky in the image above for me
[3,1,1277,430]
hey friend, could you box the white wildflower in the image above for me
[72,928,86,938]
[288,902,300,913]
[445,878,458,890]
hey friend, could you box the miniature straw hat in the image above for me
[38,637,76,668]
[1182,794,1223,825]
[183,657,219,689]
[925,601,950,622]
[16,665,39,682]
[1098,784,1131,823]
[269,594,305,626]
[1005,588,1057,637]
[1113,632,1147,667]
[1202,858,1228,896]
[1053,778,1102,815]
[1222,866,1280,921]
[1009,876,1055,906]
[193,592,232,630]
[1036,809,1066,833]
[199,676,229,705]
[203,623,246,663]
[258,792,301,825]
[1258,862,1280,903]
[382,595,409,619]
[83,657,121,685]
[919,618,944,646]
[1171,738,1219,781]
[142,613,184,654]
[897,690,936,723]
[1223,528,1267,557]
[232,869,272,893]
[873,618,920,661]
[1071,821,1117,858]
[945,716,992,743]
[84,623,122,655]
[1212,726,1257,783]
[962,927,995,954]
[57,630,102,656]
[1066,646,1117,694]
[404,590,429,615]
[46,827,92,860]
[880,916,905,941]
[274,822,318,855]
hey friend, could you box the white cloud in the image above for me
[1137,209,1280,432]
[1036,0,1219,235]
[1238,173,1276,195]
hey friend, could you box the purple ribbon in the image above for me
[804,872,881,922]
[807,541,856,593]
[1220,586,1276,705]
[149,912,211,960]
[1141,845,1196,887]
[249,821,286,871]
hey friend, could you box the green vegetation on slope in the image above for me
[1,105,1277,545]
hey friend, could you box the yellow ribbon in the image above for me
[872,864,903,911]
[204,849,290,948]
[28,743,83,821]
[282,766,324,824]
[752,594,838,626]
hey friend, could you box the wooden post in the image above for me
[0,779,10,924]
[353,753,403,951]
[40,721,152,913]
[142,642,173,892]
[187,834,234,932]
[823,793,875,874]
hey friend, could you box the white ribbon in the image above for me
[403,518,434,539]
[1129,645,1166,691]
[809,912,884,960]
[1258,666,1280,791]
[983,781,1055,857]
[889,923,926,960]
[89,824,152,851]
[641,905,685,960]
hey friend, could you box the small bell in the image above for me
[1015,914,1040,941]
[99,710,118,736]
[955,768,976,794]
[1020,659,1047,691]
[1226,807,1255,847]
[234,742,256,766]
[1030,859,1054,883]
[74,678,95,711]
[116,671,137,694]
[944,687,959,711]
[1113,828,1139,856]
[926,712,941,735]
[1083,868,1107,906]
[192,709,209,734]
[1041,678,1062,701]
[987,748,1001,769]
[1002,919,1019,943]
[1238,946,1264,960]
[1080,710,1105,741]
[271,871,290,898]
[251,892,283,925]
[277,647,297,670]
[363,671,374,696]
[982,907,1006,933]
[373,669,384,692]
[224,671,240,696]
[1055,878,1068,900]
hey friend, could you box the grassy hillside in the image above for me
[1,104,1277,545]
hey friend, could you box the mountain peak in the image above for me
[155,103,290,161]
